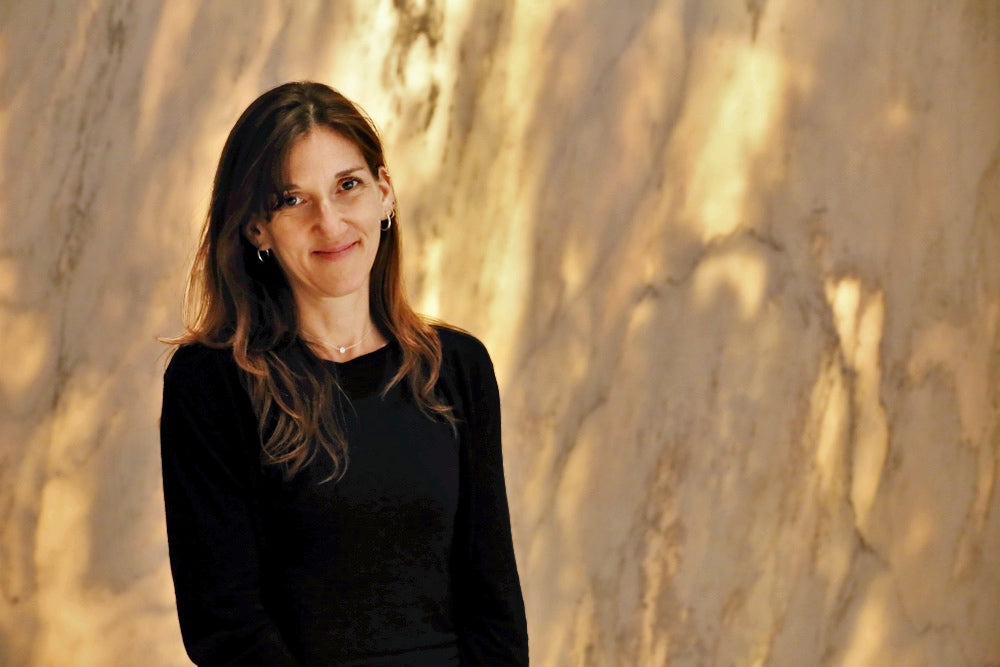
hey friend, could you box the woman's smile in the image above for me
[313,240,359,259]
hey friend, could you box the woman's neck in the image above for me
[295,293,386,361]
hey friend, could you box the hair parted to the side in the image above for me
[168,81,454,480]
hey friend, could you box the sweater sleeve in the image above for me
[160,346,299,667]
[447,333,529,665]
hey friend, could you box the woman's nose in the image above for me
[316,199,347,234]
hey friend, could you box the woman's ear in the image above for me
[244,219,270,250]
[377,166,395,213]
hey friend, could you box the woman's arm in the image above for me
[160,346,299,666]
[447,333,529,665]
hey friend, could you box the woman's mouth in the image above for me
[313,241,358,259]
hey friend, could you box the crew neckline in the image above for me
[326,340,394,367]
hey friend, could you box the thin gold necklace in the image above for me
[330,323,370,355]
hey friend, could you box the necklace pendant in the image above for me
[338,346,346,354]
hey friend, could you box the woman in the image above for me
[160,81,528,666]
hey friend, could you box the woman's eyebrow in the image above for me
[336,166,365,178]
[283,166,365,191]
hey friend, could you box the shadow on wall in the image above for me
[0,0,998,665]
[500,2,834,662]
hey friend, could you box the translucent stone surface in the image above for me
[1,2,998,665]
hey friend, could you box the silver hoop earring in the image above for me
[381,211,394,232]
[257,248,270,262]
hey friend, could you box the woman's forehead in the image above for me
[281,127,366,182]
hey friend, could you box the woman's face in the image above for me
[248,126,394,309]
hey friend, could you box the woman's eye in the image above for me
[278,194,302,209]
[341,177,360,191]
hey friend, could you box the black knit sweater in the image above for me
[160,327,528,666]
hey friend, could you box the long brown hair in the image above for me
[171,81,453,480]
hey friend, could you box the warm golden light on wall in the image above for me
[1,1,999,665]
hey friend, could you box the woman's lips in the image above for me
[313,241,358,259]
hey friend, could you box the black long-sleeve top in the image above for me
[159,327,528,665]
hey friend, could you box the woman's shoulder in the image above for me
[431,323,498,397]
[433,324,492,365]
[163,342,240,387]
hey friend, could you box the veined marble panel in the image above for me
[1,1,998,665]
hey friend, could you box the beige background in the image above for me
[2,1,999,665]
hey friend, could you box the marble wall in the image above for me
[1,1,998,664]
